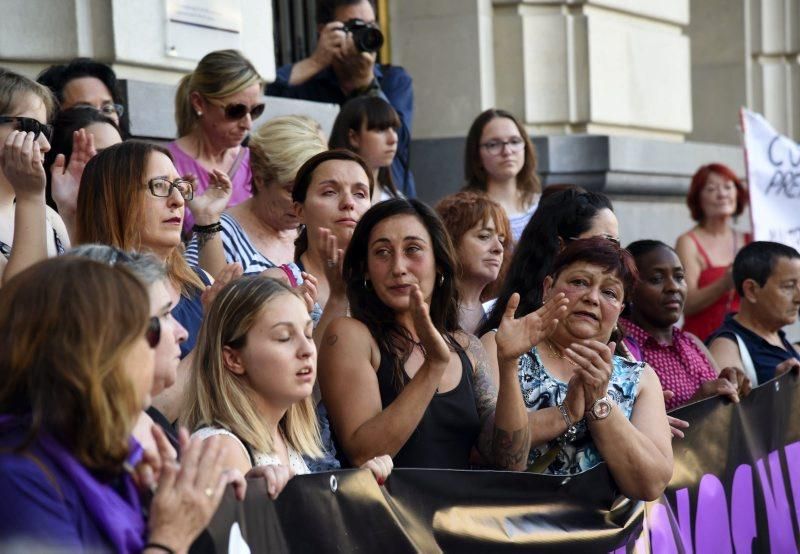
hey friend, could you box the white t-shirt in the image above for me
[192,426,309,475]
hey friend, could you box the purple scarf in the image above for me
[0,416,146,553]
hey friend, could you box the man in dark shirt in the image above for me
[266,0,415,197]
[708,241,800,384]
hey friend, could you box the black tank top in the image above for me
[376,344,480,469]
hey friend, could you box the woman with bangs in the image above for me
[75,140,232,422]
[329,96,401,203]
[0,68,70,285]
[480,238,673,499]
[435,190,512,334]
[184,275,391,495]
[0,257,240,553]
[463,108,541,241]
[170,49,264,234]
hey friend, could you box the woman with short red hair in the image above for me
[675,163,750,341]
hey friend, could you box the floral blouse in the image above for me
[519,346,644,474]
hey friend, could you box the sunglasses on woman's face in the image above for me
[217,102,266,121]
[0,116,54,142]
[145,316,161,348]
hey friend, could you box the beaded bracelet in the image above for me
[192,221,222,234]
[557,404,579,444]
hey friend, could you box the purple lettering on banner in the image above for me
[694,474,732,553]
[731,464,756,552]
[785,442,800,534]
[756,450,798,553]
[649,503,679,554]
[675,488,693,553]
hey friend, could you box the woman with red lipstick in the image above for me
[319,198,557,471]
[329,96,401,203]
[675,163,751,341]
[482,237,674,500]
[435,191,512,333]
[619,240,748,410]
[183,275,392,496]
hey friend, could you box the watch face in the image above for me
[592,399,612,419]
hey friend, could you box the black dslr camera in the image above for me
[342,18,384,53]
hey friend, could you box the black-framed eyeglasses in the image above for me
[147,177,194,200]
[211,101,266,121]
[0,116,54,142]
[480,137,525,156]
[145,316,161,348]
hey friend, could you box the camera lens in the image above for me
[353,27,384,53]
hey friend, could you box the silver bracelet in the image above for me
[557,404,579,444]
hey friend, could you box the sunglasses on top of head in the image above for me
[210,101,266,121]
[0,116,54,142]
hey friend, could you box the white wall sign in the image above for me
[741,108,800,249]
[166,0,243,60]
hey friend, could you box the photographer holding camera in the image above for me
[266,0,415,197]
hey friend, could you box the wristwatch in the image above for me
[586,396,614,421]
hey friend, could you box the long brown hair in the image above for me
[343,199,462,388]
[75,141,204,295]
[463,108,541,208]
[183,276,322,458]
[0,257,149,475]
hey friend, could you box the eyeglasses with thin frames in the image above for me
[480,137,525,156]
[147,177,194,200]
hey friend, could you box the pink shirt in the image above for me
[166,142,253,234]
[620,317,717,410]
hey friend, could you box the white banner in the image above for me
[741,108,800,249]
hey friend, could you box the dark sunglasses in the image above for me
[146,316,161,348]
[216,102,265,121]
[0,116,54,142]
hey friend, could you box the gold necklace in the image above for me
[545,339,567,360]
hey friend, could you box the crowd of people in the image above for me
[1,0,799,551]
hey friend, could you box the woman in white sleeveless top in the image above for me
[182,275,391,497]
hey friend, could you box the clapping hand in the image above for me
[0,130,47,199]
[317,227,345,297]
[495,292,569,363]
[201,263,243,312]
[188,169,232,225]
[566,340,615,411]
[51,129,96,215]
[408,284,450,367]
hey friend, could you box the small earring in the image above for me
[196,111,202,116]
[364,277,373,291]
[437,273,444,287]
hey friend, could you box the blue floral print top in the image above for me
[520,346,644,474]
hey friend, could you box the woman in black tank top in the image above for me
[319,199,564,471]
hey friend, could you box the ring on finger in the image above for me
[326,259,337,268]
[204,487,214,498]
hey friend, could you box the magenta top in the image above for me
[166,141,253,234]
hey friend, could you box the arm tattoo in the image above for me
[325,333,339,346]
[466,334,529,470]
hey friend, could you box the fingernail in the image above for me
[377,477,385,486]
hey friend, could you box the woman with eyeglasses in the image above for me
[170,49,264,235]
[0,257,244,553]
[0,68,70,285]
[75,141,233,423]
[463,109,542,241]
[329,96,402,204]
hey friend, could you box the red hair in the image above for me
[686,163,748,222]
[550,236,639,301]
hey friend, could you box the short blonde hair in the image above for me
[0,68,56,122]
[182,276,323,459]
[249,115,327,193]
[174,50,263,137]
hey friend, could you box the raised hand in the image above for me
[495,292,568,363]
[187,169,232,225]
[317,227,345,296]
[0,130,46,199]
[408,284,450,366]
[566,340,615,411]
[51,128,96,215]
[200,263,243,312]
[297,271,319,312]
[312,21,347,67]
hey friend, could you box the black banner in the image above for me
[195,371,800,553]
